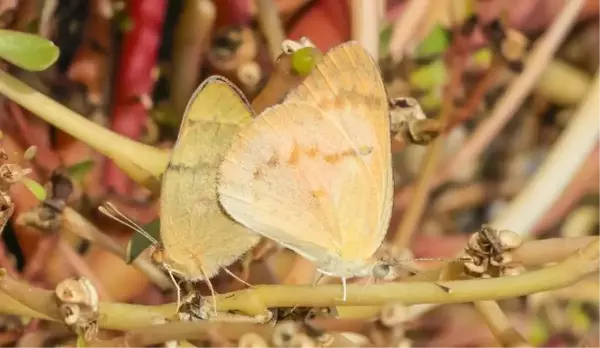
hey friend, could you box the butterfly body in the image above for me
[218,42,394,296]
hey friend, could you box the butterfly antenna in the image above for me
[99,202,158,245]
[221,267,254,288]
[198,264,218,316]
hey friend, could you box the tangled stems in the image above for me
[0,238,597,330]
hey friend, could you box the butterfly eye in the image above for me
[372,262,392,279]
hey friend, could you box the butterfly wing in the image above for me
[161,76,260,280]
[219,42,393,267]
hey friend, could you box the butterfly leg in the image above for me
[341,277,347,302]
[312,271,325,287]
[167,269,182,313]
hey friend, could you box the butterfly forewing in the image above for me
[219,42,393,268]
[284,42,393,255]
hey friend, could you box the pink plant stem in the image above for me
[104,0,167,195]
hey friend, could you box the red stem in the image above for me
[104,0,167,194]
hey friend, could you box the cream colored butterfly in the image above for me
[218,41,393,300]
[159,76,260,285]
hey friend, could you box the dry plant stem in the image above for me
[22,234,59,280]
[509,236,598,267]
[0,239,597,328]
[350,0,379,61]
[87,321,273,347]
[170,0,215,118]
[210,239,599,316]
[437,0,586,185]
[62,207,172,290]
[474,301,531,347]
[0,70,169,192]
[533,145,599,233]
[256,0,286,62]
[57,239,112,301]
[0,270,62,320]
[410,237,600,281]
[389,0,431,63]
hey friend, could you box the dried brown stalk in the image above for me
[256,0,286,62]
[170,0,216,118]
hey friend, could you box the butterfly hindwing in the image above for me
[161,76,260,280]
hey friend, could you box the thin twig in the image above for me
[256,0,286,62]
[350,0,380,61]
[170,0,216,118]
[532,144,599,234]
[473,301,531,347]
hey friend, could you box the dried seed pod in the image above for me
[466,232,485,255]
[238,332,269,347]
[380,302,407,327]
[289,333,316,348]
[498,229,522,250]
[502,265,525,277]
[388,97,440,145]
[237,61,261,90]
[272,321,300,347]
[55,277,99,311]
[0,164,31,185]
[463,255,487,275]
[59,303,81,326]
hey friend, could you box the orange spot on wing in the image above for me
[324,149,357,164]
[288,143,301,165]
[311,190,327,199]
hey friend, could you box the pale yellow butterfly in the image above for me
[159,76,260,285]
[99,76,261,315]
[218,41,393,300]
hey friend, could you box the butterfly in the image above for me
[218,41,394,301]
[156,76,261,301]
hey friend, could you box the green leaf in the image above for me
[0,29,59,71]
[125,218,161,264]
[410,59,448,90]
[66,160,95,182]
[414,25,450,59]
[21,177,47,201]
